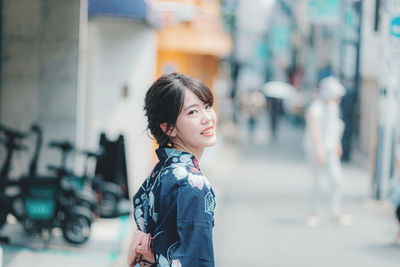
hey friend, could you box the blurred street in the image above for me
[1,216,132,267]
[210,121,400,267]
[2,120,400,267]
[1,0,400,266]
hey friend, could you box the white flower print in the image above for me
[172,166,188,180]
[149,191,158,222]
[171,259,182,267]
[149,191,154,206]
[137,217,145,231]
[205,191,216,215]
[134,207,143,218]
[179,154,192,163]
[188,173,204,190]
[158,255,170,267]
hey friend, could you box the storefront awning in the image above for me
[158,25,233,58]
[88,0,160,26]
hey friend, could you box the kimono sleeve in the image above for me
[171,181,215,267]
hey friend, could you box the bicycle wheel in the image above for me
[62,209,92,244]
[0,208,7,230]
[98,190,119,218]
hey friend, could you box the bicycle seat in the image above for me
[77,149,103,159]
[48,141,74,152]
[30,124,41,133]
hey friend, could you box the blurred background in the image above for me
[1,0,400,266]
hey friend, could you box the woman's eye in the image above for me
[188,110,197,115]
[205,104,212,109]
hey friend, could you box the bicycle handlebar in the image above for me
[0,136,28,150]
[0,124,27,139]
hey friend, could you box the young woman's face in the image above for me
[170,89,217,152]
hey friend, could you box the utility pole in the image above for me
[339,0,363,162]
[373,0,400,199]
[0,0,2,122]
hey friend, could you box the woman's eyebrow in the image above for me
[183,104,200,110]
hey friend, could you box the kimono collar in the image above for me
[155,148,199,168]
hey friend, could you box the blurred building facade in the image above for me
[222,0,400,200]
[360,0,400,199]
[292,0,400,199]
[155,0,232,89]
[84,0,159,193]
[0,0,85,176]
[150,0,233,173]
[4,0,399,200]
[0,0,160,194]
[0,0,232,194]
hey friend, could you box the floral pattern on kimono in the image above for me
[133,148,216,267]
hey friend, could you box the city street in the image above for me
[2,0,400,266]
[1,121,400,267]
[210,121,400,267]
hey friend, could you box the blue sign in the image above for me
[390,16,400,39]
[88,0,148,19]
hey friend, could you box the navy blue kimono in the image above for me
[133,148,216,267]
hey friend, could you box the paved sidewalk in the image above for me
[208,122,400,267]
[0,215,132,267]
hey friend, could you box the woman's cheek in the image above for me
[212,109,217,123]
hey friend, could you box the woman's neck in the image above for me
[172,142,203,161]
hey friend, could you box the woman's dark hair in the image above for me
[144,72,214,148]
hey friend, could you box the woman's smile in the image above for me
[201,126,214,137]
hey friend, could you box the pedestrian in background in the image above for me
[388,147,400,244]
[266,96,282,140]
[238,89,266,143]
[127,73,217,267]
[303,76,351,226]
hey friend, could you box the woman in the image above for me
[130,73,217,267]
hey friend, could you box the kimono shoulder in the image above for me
[160,161,212,193]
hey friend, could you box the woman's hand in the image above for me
[127,230,140,267]
[338,143,343,158]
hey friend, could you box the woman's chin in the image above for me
[205,136,217,147]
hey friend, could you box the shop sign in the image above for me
[307,0,341,25]
[390,16,400,39]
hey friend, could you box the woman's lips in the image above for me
[201,127,214,136]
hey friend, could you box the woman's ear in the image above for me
[160,123,177,137]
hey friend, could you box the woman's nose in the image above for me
[200,109,212,124]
